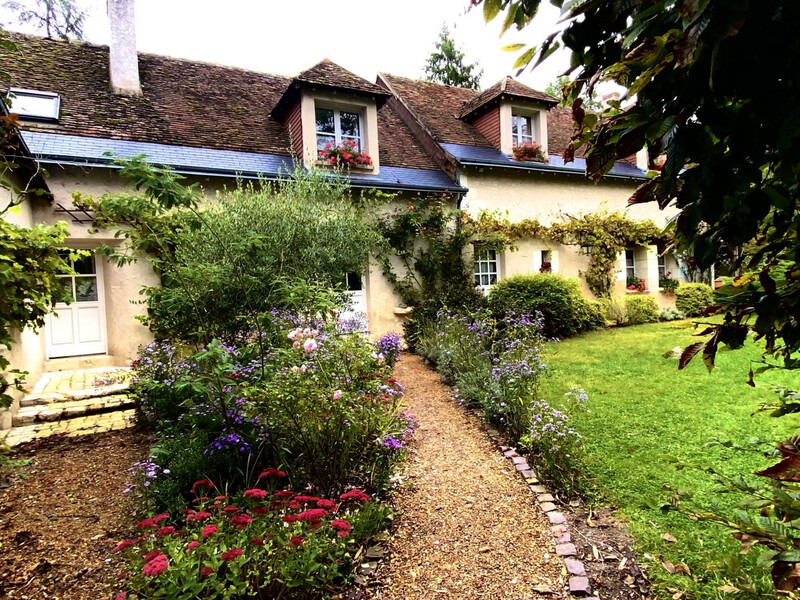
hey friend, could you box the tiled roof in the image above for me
[380,73,591,159]
[271,60,391,120]
[458,76,557,119]
[22,131,465,192]
[0,34,439,174]
[297,60,389,97]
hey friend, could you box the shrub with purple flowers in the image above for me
[520,386,589,496]
[376,332,403,367]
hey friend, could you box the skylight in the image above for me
[7,88,60,122]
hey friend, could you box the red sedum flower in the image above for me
[202,524,218,539]
[155,526,175,537]
[220,548,243,561]
[200,566,214,578]
[142,554,169,577]
[115,539,137,552]
[290,535,304,546]
[243,488,268,500]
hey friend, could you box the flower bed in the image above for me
[117,313,411,597]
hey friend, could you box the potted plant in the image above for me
[658,271,679,294]
[319,139,373,170]
[512,142,548,163]
[626,275,648,293]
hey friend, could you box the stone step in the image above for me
[12,394,134,426]
[2,409,136,447]
[20,381,131,407]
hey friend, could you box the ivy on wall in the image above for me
[465,211,666,298]
[376,200,668,307]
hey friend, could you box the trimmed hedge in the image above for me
[488,274,605,338]
[625,295,660,324]
[675,283,714,317]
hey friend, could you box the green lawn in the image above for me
[540,320,799,599]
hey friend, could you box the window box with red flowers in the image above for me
[512,142,548,163]
[626,275,648,293]
[318,139,374,170]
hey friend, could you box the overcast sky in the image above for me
[0,0,574,91]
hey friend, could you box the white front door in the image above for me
[47,253,107,358]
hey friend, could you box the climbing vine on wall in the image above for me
[375,196,478,307]
[465,210,666,298]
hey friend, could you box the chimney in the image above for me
[107,0,141,96]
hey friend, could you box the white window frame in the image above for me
[658,254,667,278]
[474,246,499,291]
[7,88,60,121]
[315,104,363,156]
[511,108,540,147]
[625,249,637,280]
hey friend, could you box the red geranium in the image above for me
[220,548,243,561]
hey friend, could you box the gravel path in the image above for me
[373,354,563,599]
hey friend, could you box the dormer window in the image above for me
[315,106,363,156]
[7,88,60,122]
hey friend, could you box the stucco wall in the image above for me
[461,167,683,303]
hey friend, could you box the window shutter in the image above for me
[533,251,542,273]
[551,250,559,273]
[616,251,627,281]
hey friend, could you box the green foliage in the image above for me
[487,274,604,338]
[424,24,483,89]
[469,210,663,298]
[675,282,713,318]
[543,75,601,110]
[658,272,680,294]
[600,297,627,326]
[478,0,800,371]
[625,296,659,325]
[3,0,85,40]
[116,481,378,599]
[76,160,381,342]
[659,306,685,322]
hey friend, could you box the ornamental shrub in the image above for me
[625,295,660,324]
[488,274,605,338]
[675,282,714,317]
[659,306,685,321]
[115,478,383,599]
[600,297,628,325]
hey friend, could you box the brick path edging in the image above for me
[480,415,599,599]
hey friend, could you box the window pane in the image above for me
[519,116,530,137]
[511,115,519,135]
[481,274,489,286]
[75,277,98,302]
[74,254,96,275]
[345,272,362,291]
[315,107,335,133]
[489,274,497,285]
[340,111,360,137]
[57,276,74,302]
[487,249,496,260]
[474,274,481,285]
[341,135,361,151]
[9,91,59,119]
[317,133,335,154]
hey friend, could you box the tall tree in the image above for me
[3,0,85,40]
[424,24,483,89]
[544,75,601,110]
